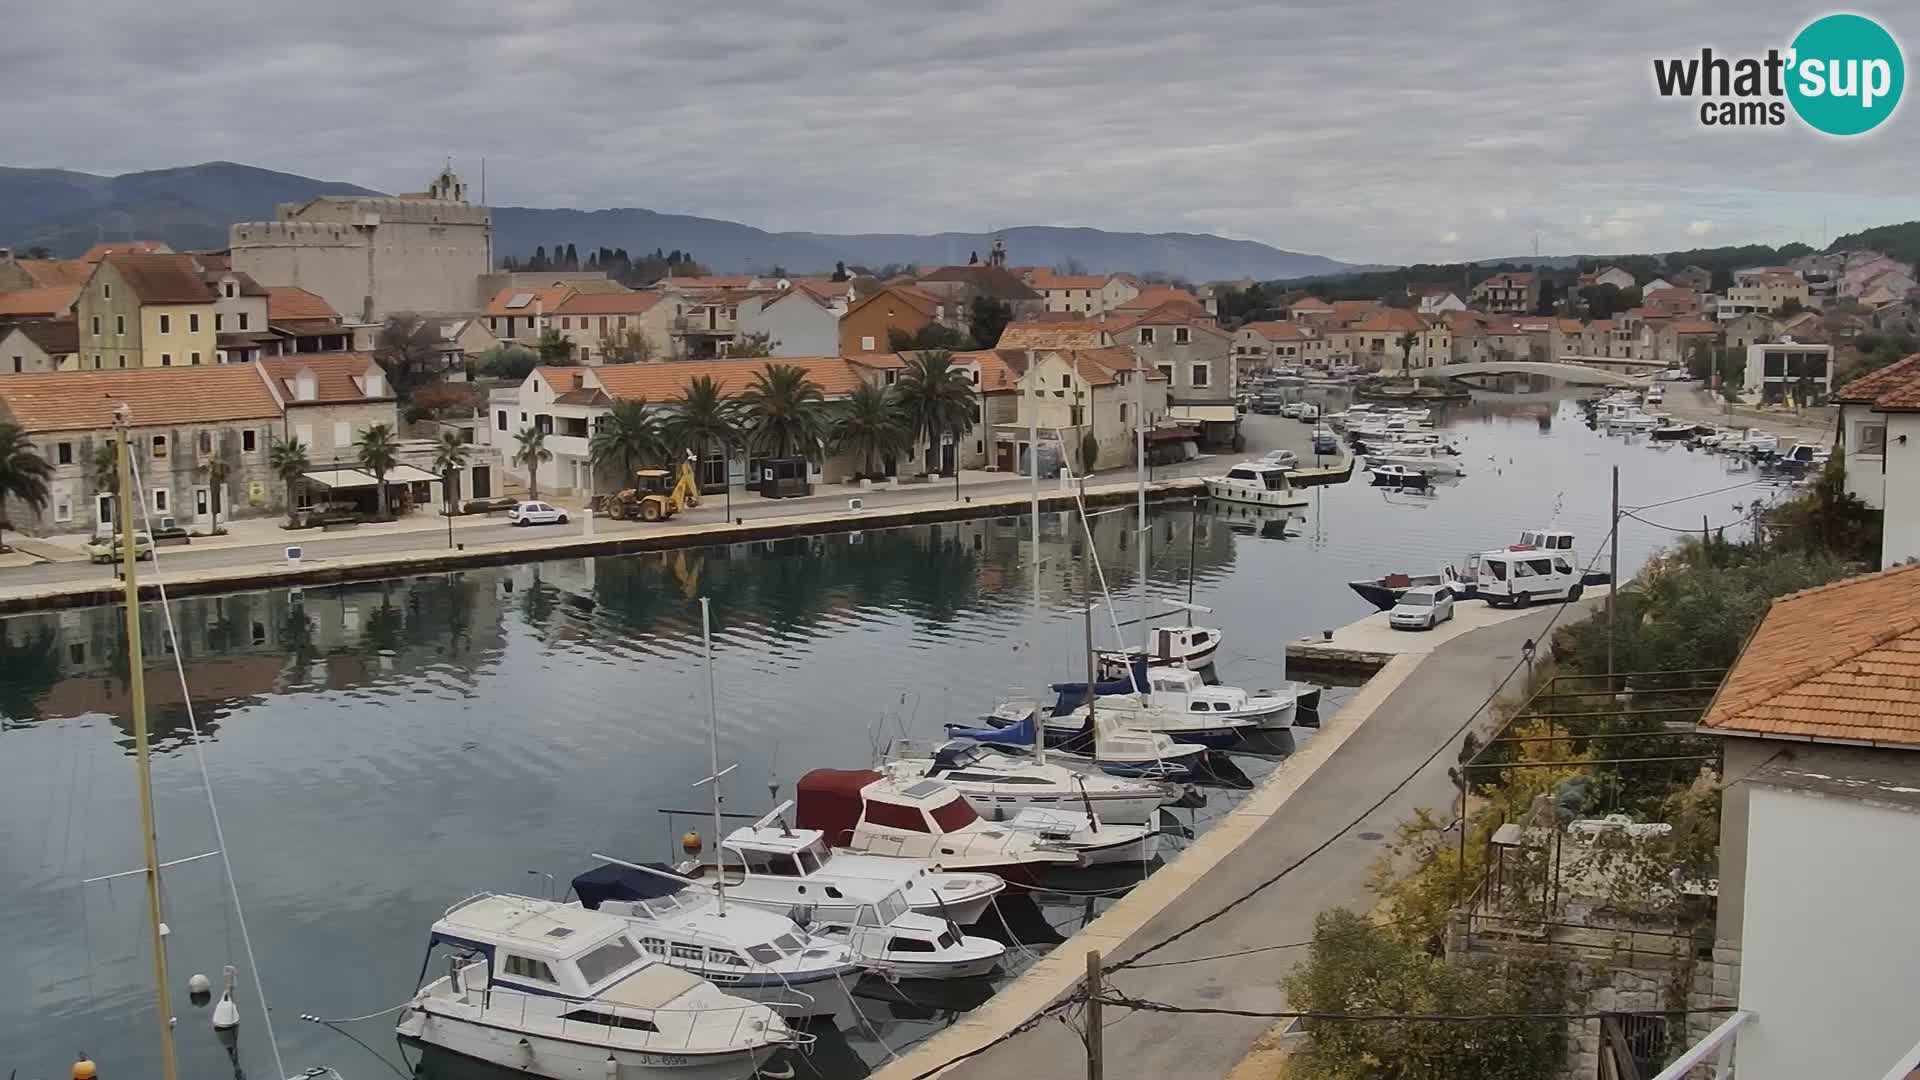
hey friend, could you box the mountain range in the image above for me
[0,161,1359,282]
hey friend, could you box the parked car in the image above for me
[507,501,569,526]
[1389,585,1455,630]
[1280,402,1304,419]
[86,531,154,564]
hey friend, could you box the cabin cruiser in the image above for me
[1005,673,1260,748]
[951,705,1208,780]
[1361,444,1466,476]
[399,894,803,1079]
[670,816,1008,979]
[1001,806,1161,866]
[1095,623,1224,670]
[795,770,1085,884]
[1369,463,1429,488]
[565,863,860,1020]
[880,738,1180,824]
[678,808,1004,927]
[1204,461,1308,508]
[1101,666,1296,732]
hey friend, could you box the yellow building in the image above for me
[75,253,223,369]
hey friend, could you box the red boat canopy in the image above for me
[795,769,882,848]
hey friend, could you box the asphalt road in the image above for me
[932,601,1599,1080]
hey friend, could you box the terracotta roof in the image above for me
[550,290,661,316]
[82,241,170,261]
[588,356,874,401]
[1352,308,1427,334]
[265,287,340,322]
[1667,319,1718,334]
[996,320,1109,349]
[259,353,392,406]
[949,349,1024,391]
[1288,296,1333,312]
[845,352,910,370]
[846,285,942,322]
[8,319,79,356]
[105,254,216,305]
[788,279,848,304]
[1025,270,1110,289]
[913,265,1041,301]
[484,285,575,317]
[0,365,282,433]
[1114,286,1200,312]
[1702,564,1920,746]
[13,258,94,288]
[1477,271,1537,286]
[1833,353,1920,405]
[1239,321,1307,342]
[659,275,757,290]
[0,286,78,318]
[1329,299,1384,325]
[553,386,613,406]
[270,319,346,337]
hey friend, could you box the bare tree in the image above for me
[377,314,446,396]
[601,328,657,365]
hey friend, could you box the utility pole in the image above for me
[1085,950,1104,1080]
[1606,465,1620,684]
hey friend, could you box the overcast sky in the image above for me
[5,0,1917,265]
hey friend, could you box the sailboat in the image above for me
[91,412,343,1080]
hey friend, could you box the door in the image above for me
[471,466,491,499]
[194,487,210,519]
[996,442,1014,472]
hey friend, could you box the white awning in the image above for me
[302,468,380,489]
[386,464,444,484]
[1168,405,1240,423]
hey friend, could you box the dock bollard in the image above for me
[1323,629,1333,641]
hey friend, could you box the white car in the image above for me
[1388,585,1455,630]
[507,501,569,526]
[1280,402,1305,418]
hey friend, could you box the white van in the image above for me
[1472,547,1584,607]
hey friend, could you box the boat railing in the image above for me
[441,891,499,918]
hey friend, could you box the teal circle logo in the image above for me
[1787,13,1904,135]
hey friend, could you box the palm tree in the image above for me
[357,422,402,517]
[589,398,666,496]
[669,374,740,493]
[514,426,553,502]
[833,381,907,478]
[430,430,470,513]
[268,436,310,526]
[0,423,52,550]
[892,350,976,474]
[738,364,828,461]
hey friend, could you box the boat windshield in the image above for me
[1262,471,1287,491]
[874,890,910,925]
[575,935,644,990]
[929,796,978,831]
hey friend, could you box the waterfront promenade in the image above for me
[876,596,1604,1080]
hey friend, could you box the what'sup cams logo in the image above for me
[1653,13,1904,135]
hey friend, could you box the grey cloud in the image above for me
[2,0,1917,265]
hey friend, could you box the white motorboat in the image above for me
[1362,445,1466,476]
[1096,623,1224,670]
[881,739,1179,824]
[566,862,860,1020]
[399,894,803,1080]
[968,703,1210,781]
[1044,695,1259,748]
[795,770,1085,885]
[1110,666,1297,731]
[1004,807,1161,866]
[1369,463,1429,488]
[680,811,1005,926]
[1204,461,1309,508]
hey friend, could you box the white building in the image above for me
[1830,353,1920,566]
[1674,565,1920,1080]
[1743,340,1832,404]
[736,287,840,357]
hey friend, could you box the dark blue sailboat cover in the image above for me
[572,862,688,909]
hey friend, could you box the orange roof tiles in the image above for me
[484,286,575,317]
[1352,308,1427,334]
[14,258,94,288]
[0,286,79,318]
[589,357,874,401]
[1288,295,1333,312]
[1026,270,1110,290]
[950,349,1025,391]
[83,241,170,261]
[0,365,282,433]
[550,290,660,316]
[1240,321,1307,342]
[1833,353,1920,406]
[1329,299,1385,325]
[104,254,216,305]
[996,320,1109,349]
[259,353,390,405]
[265,287,340,322]
[1703,564,1920,746]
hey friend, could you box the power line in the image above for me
[1109,526,1616,974]
[1095,993,1741,1024]
[1625,479,1760,513]
[894,998,1080,1080]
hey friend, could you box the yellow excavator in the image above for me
[604,452,702,522]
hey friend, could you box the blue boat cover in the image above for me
[946,710,1039,746]
[572,862,688,909]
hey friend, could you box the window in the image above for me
[502,955,557,983]
[887,937,936,953]
[91,316,100,335]
[223,281,235,299]
[617,316,627,328]
[190,352,201,365]
[54,495,73,523]
[560,1009,658,1033]
[334,422,352,448]
[57,442,72,465]
[242,429,257,453]
[160,354,172,366]
[575,937,642,986]
[1858,424,1887,454]
[158,314,170,334]
[197,431,213,455]
[864,800,930,832]
[238,313,249,330]
[215,313,223,331]
[496,409,508,432]
[150,436,168,459]
[928,796,977,831]
[1156,363,1173,383]
[103,283,111,300]
[1191,363,1210,388]
[115,315,126,335]
[1061,374,1071,388]
[152,488,168,512]
[188,313,200,333]
[1119,403,1129,423]
[1175,327,1190,344]
[10,355,18,373]
[117,355,126,368]
[861,335,876,351]
[1138,327,1155,344]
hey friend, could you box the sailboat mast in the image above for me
[1029,369,1042,762]
[116,408,179,1080]
[699,597,725,914]
[1134,350,1147,654]
[1080,470,1097,735]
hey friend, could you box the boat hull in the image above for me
[1203,479,1308,509]
[1070,827,1162,866]
[400,1008,781,1080]
[972,789,1168,826]
[1348,576,1442,611]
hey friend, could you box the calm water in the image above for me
[0,396,1761,1080]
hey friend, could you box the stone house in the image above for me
[1721,312,1775,352]
[1576,265,1636,291]
[2,320,79,374]
[1231,321,1311,381]
[985,348,1168,474]
[911,264,1045,334]
[1111,303,1234,444]
[74,253,220,370]
[1472,271,1538,314]
[1021,270,1138,316]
